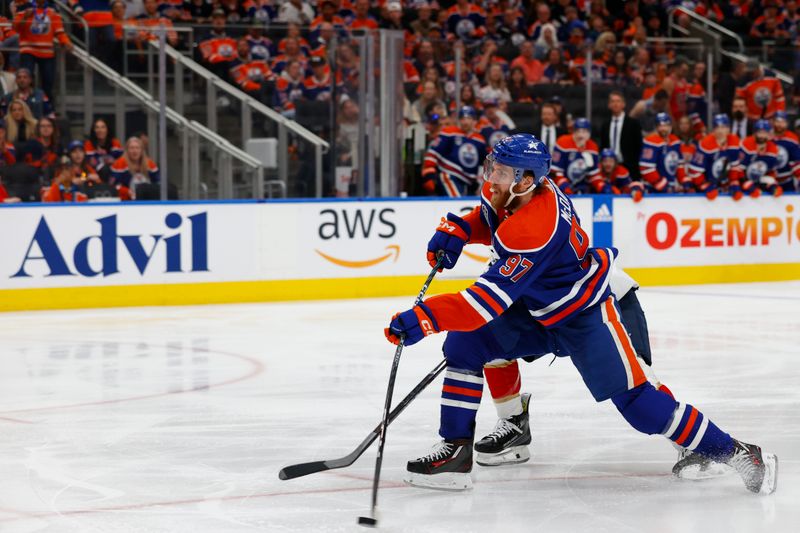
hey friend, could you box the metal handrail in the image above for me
[667,7,744,53]
[70,45,268,198]
[52,0,90,55]
[146,38,329,150]
[719,49,795,85]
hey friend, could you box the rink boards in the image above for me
[0,194,799,310]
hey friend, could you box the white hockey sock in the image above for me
[495,394,523,419]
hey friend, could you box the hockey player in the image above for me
[597,148,643,201]
[639,113,687,193]
[550,117,600,194]
[740,119,782,197]
[772,110,800,192]
[385,133,778,494]
[688,114,750,200]
[421,105,488,197]
[477,99,513,149]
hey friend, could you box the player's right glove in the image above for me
[427,213,471,271]
[384,304,439,346]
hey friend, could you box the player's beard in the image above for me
[490,185,511,212]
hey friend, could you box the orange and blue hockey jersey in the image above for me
[446,3,486,43]
[478,118,511,149]
[550,135,600,193]
[246,35,274,62]
[14,6,71,59]
[740,136,779,187]
[110,156,160,188]
[687,133,743,191]
[423,126,487,195]
[736,74,786,120]
[772,130,800,189]
[419,180,616,332]
[229,59,274,92]
[639,133,686,192]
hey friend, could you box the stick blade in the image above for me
[357,516,378,527]
[278,460,328,480]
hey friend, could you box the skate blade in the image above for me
[403,471,473,491]
[760,453,778,495]
[475,446,531,467]
[674,462,733,481]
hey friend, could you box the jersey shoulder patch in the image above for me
[494,185,560,253]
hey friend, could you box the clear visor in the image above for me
[482,154,516,184]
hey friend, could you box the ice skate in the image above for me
[474,393,532,467]
[725,439,778,494]
[672,448,732,480]
[404,439,473,491]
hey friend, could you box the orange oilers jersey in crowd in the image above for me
[199,36,238,64]
[0,16,17,40]
[736,76,786,120]
[419,180,616,333]
[771,130,800,183]
[229,60,274,92]
[639,133,686,191]
[84,138,123,168]
[423,125,487,188]
[277,36,311,56]
[133,15,178,44]
[14,7,71,58]
[0,142,16,166]
[687,133,743,189]
[110,157,160,188]
[550,135,600,193]
[310,14,345,31]
[69,1,114,28]
[445,3,487,42]
[270,53,307,74]
[739,135,779,185]
[42,182,88,202]
[350,15,378,30]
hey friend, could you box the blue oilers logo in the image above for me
[777,145,789,168]
[746,160,768,181]
[489,130,509,148]
[754,87,772,108]
[458,143,479,169]
[456,19,477,39]
[31,16,51,35]
[664,150,680,176]
[251,45,270,60]
[711,156,728,179]
[567,157,588,181]
[219,43,234,57]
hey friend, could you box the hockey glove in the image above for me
[631,189,643,203]
[427,213,471,270]
[384,304,439,346]
[704,187,719,201]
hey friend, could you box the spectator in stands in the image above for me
[271,36,307,75]
[70,0,115,65]
[448,83,481,114]
[302,56,335,102]
[30,116,62,172]
[662,59,690,120]
[600,90,642,182]
[67,139,101,183]
[274,59,304,118]
[608,50,633,86]
[245,24,274,63]
[471,40,507,79]
[310,21,336,59]
[0,9,20,70]
[134,0,179,47]
[42,158,87,203]
[0,68,54,120]
[196,9,236,78]
[413,40,444,79]
[110,136,159,200]
[13,0,73,100]
[108,0,128,72]
[527,1,553,41]
[0,53,17,95]
[631,89,670,134]
[410,2,437,36]
[381,1,404,31]
[542,48,571,84]
[351,0,378,30]
[478,63,511,105]
[551,117,601,195]
[216,0,245,23]
[336,42,359,95]
[247,0,276,25]
[736,60,786,120]
[311,0,345,33]
[477,98,514,148]
[278,23,311,56]
[181,0,214,23]
[507,65,533,102]
[0,120,17,168]
[534,103,565,154]
[229,38,274,101]
[84,117,123,176]
[532,22,558,60]
[5,99,37,143]
[510,41,544,85]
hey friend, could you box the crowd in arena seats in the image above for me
[2,0,800,200]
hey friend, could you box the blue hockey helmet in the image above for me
[573,117,591,131]
[712,113,730,128]
[458,105,478,120]
[600,148,617,160]
[484,133,551,185]
[655,112,672,125]
[774,110,789,122]
[754,119,772,132]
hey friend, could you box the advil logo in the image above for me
[645,205,799,250]
[315,208,399,268]
[12,212,208,278]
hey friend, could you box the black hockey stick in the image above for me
[277,358,446,481]
[358,254,444,527]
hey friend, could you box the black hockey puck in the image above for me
[357,516,378,527]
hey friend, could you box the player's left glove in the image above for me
[427,213,471,270]
[384,304,439,346]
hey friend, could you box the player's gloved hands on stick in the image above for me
[384,304,439,346]
[427,213,471,271]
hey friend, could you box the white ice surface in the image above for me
[1,282,799,533]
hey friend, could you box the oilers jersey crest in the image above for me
[639,133,685,191]
[688,133,743,187]
[550,135,600,192]
[423,126,487,194]
[740,136,778,184]
[772,131,800,187]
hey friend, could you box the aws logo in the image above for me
[315,208,399,268]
